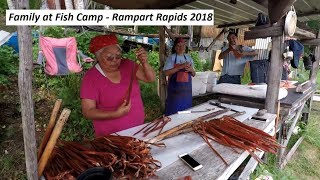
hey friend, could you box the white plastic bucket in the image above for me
[206,71,219,93]
[192,72,209,95]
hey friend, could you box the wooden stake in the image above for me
[37,99,62,160]
[275,100,280,138]
[38,108,71,177]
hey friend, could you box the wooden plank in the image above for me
[84,26,190,39]
[217,20,256,28]
[265,35,284,113]
[238,151,265,180]
[310,32,320,84]
[280,136,304,169]
[301,38,320,46]
[244,25,283,40]
[159,26,167,109]
[278,102,305,165]
[268,0,295,24]
[17,0,38,179]
[156,114,276,179]
[91,0,195,9]
[294,27,316,40]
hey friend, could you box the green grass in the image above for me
[253,102,320,179]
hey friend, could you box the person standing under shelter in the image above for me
[80,34,156,137]
[218,32,257,84]
[163,38,196,116]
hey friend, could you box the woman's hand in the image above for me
[136,47,148,64]
[185,63,196,76]
[116,100,131,117]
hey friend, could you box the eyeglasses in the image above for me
[103,53,122,61]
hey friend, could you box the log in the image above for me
[294,27,316,40]
[37,99,62,160]
[244,25,283,40]
[301,38,320,46]
[17,0,38,178]
[265,35,284,113]
[164,26,176,40]
[159,26,167,109]
[38,108,71,177]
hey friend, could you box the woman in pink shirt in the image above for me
[80,34,156,137]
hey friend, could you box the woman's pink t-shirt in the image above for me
[80,59,144,137]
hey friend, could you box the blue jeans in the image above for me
[218,74,241,84]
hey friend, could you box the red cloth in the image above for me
[89,34,118,54]
[176,38,186,43]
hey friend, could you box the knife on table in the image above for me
[177,110,211,114]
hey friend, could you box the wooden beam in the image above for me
[310,32,320,84]
[268,0,295,24]
[217,20,255,28]
[251,0,268,7]
[91,0,195,9]
[265,35,284,113]
[159,26,167,109]
[163,26,176,40]
[17,0,38,179]
[244,25,283,40]
[294,27,316,40]
[301,38,320,46]
[280,136,304,169]
[84,26,190,39]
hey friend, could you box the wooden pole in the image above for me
[17,0,38,179]
[265,35,284,114]
[309,32,320,84]
[38,108,71,177]
[37,99,62,160]
[187,25,193,47]
[159,26,167,109]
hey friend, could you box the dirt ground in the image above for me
[0,77,53,179]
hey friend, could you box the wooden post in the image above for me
[134,26,138,33]
[309,32,320,84]
[187,26,193,47]
[159,26,167,109]
[17,0,38,179]
[265,35,284,113]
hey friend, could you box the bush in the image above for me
[0,46,19,85]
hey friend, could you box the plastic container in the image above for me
[206,71,219,93]
[192,72,209,95]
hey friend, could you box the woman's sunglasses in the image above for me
[104,53,122,61]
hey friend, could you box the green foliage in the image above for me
[189,51,212,72]
[138,26,158,34]
[0,46,19,85]
[55,74,94,141]
[190,51,203,71]
[0,1,7,15]
[140,82,162,122]
[307,20,320,31]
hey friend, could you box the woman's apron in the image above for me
[165,54,192,116]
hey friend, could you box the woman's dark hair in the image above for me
[171,38,189,54]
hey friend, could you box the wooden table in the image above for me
[212,84,317,169]
[117,101,276,180]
